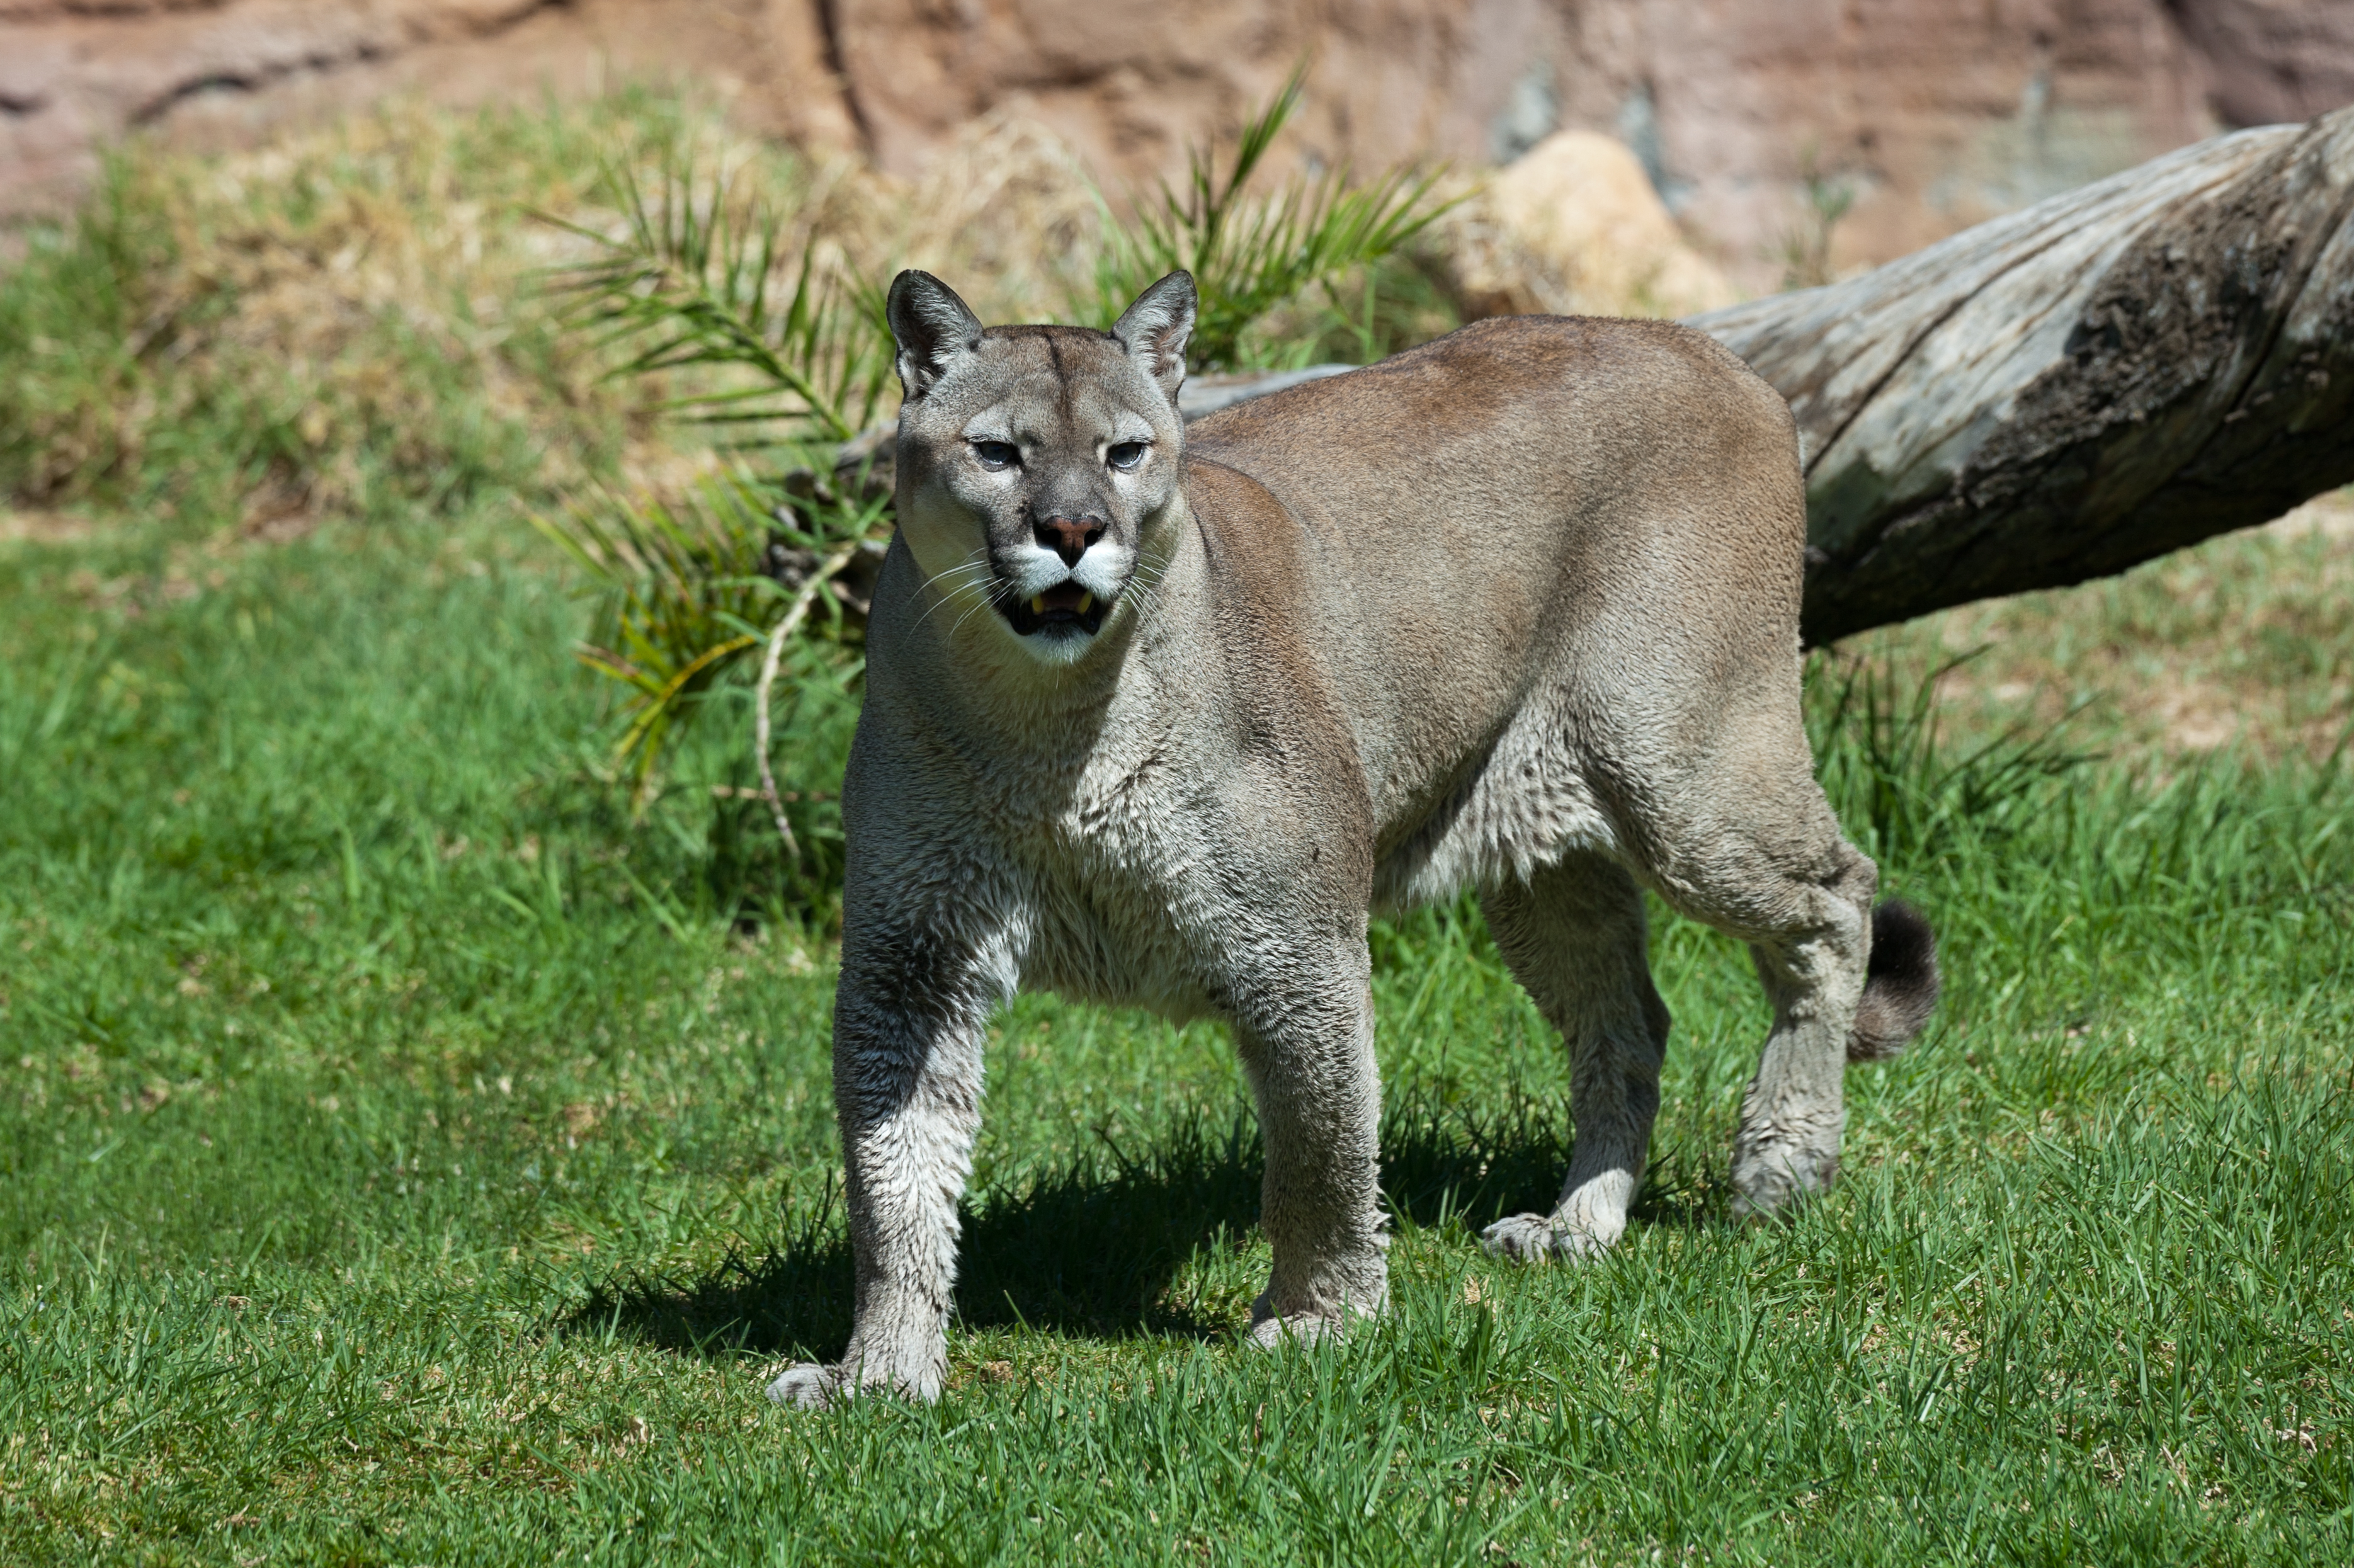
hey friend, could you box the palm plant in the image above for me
[532,470,885,810]
[533,152,897,827]
[1089,67,1456,370]
[537,77,1455,847]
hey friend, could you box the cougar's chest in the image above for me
[996,739,1229,1016]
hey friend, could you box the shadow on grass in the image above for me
[571,1088,1714,1362]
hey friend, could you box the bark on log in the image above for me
[1690,105,2354,645]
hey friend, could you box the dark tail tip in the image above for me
[1849,899,1940,1062]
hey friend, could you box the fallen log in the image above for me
[1691,104,2354,644]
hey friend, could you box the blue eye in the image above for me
[974,441,1018,469]
[1108,441,1146,471]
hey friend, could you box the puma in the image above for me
[766,270,1938,1408]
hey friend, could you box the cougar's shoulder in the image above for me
[1167,455,1376,866]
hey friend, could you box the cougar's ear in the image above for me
[1111,270,1197,402]
[887,270,984,399]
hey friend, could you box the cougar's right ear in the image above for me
[887,270,984,399]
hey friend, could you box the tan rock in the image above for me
[1441,129,1739,319]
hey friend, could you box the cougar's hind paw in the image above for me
[1479,1213,1612,1263]
[1728,1142,1839,1222]
[765,1361,845,1409]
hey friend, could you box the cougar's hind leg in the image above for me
[1478,853,1671,1263]
[1725,838,1877,1218]
[1642,788,1879,1222]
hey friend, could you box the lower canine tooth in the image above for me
[1030,595,1045,615]
[1077,592,1094,614]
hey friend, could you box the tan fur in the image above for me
[766,272,1938,1409]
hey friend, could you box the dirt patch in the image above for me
[0,510,96,545]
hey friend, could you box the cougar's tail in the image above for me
[1848,900,1940,1062]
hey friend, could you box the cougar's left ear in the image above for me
[1112,271,1197,402]
[887,270,985,399]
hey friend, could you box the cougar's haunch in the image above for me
[765,269,1940,1409]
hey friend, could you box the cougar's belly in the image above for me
[1370,705,1621,910]
[1016,895,1221,1018]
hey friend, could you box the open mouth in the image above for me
[1002,580,1108,637]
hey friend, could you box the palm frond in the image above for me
[532,463,888,804]
[1090,65,1458,370]
[537,154,896,444]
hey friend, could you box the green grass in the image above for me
[2,503,2350,1564]
[3,92,2351,1567]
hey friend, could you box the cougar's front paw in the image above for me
[1244,1310,1350,1351]
[1244,1272,1385,1351]
[1728,1142,1839,1221]
[1479,1213,1613,1263]
[768,1343,947,1407]
[765,1361,845,1409]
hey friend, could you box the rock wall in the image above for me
[6,0,2351,283]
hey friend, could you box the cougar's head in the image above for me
[885,269,1196,666]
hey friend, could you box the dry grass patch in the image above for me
[1849,492,2354,766]
[0,93,1147,538]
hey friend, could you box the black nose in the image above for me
[1035,514,1105,569]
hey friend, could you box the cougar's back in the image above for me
[1181,314,1812,868]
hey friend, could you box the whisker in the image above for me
[1118,559,1174,625]
[907,559,996,633]
[948,590,1005,640]
[914,559,992,601]
[914,554,991,594]
[947,576,1018,640]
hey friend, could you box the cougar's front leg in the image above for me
[766,912,1013,1409]
[1229,938,1389,1347]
